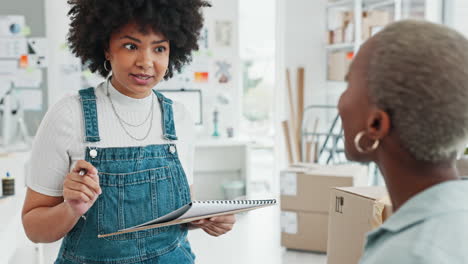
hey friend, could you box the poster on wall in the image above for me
[198,26,209,51]
[14,68,42,88]
[15,89,42,111]
[214,20,233,48]
[214,60,232,84]
[194,72,209,83]
[191,54,212,84]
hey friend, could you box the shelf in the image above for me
[328,0,397,10]
[325,43,355,51]
[327,0,354,9]
[364,0,395,10]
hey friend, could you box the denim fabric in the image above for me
[79,88,101,142]
[55,89,192,264]
[153,90,178,141]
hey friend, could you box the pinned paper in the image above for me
[19,55,28,68]
[14,68,42,88]
[0,60,18,80]
[281,211,298,234]
[0,16,25,37]
[27,38,48,67]
[215,20,233,47]
[215,60,232,84]
[280,172,297,196]
[0,79,12,99]
[194,72,209,83]
[15,89,42,111]
[198,27,209,50]
[0,38,27,58]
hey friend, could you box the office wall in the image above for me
[283,0,328,110]
[446,0,468,37]
[159,0,241,138]
[1,0,48,135]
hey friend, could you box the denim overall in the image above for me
[55,87,195,264]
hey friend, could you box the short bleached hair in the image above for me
[368,20,468,162]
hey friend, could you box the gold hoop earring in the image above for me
[354,131,379,153]
[104,60,111,72]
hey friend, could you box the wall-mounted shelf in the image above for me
[325,43,355,51]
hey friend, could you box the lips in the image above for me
[130,73,154,85]
[131,74,153,80]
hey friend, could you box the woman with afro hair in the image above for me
[22,0,236,263]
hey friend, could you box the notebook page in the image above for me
[177,199,276,220]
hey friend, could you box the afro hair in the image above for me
[67,0,211,79]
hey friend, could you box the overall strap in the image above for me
[79,87,101,142]
[152,90,178,141]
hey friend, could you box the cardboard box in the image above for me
[328,11,354,45]
[362,11,391,40]
[281,164,368,213]
[327,186,392,264]
[457,156,468,177]
[328,51,353,81]
[281,210,328,252]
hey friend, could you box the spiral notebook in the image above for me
[98,199,277,238]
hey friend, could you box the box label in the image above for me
[280,172,297,196]
[280,211,298,234]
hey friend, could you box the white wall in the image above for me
[159,0,241,139]
[446,0,468,37]
[284,0,327,112]
[45,0,82,108]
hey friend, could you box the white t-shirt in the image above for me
[27,81,194,197]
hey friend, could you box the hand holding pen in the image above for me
[63,160,101,217]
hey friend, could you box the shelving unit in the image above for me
[300,0,445,185]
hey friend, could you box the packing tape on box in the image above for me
[371,196,391,229]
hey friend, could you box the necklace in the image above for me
[106,78,154,141]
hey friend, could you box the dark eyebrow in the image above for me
[120,35,141,43]
[119,35,168,45]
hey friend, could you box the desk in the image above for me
[193,139,251,200]
[0,150,33,263]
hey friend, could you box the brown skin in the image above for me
[105,23,170,99]
[22,22,235,243]
[338,38,460,211]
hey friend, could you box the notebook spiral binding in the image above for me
[194,199,276,205]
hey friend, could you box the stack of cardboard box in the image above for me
[327,10,391,82]
[280,164,368,252]
[328,11,354,45]
[328,10,392,45]
[327,186,392,264]
[361,11,392,40]
[327,51,354,81]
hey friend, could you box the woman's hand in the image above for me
[63,160,101,217]
[190,214,236,237]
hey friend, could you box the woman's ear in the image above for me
[366,108,391,140]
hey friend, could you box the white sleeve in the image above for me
[27,96,79,197]
[173,101,195,186]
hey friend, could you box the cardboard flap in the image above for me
[334,186,388,201]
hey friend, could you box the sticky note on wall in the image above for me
[194,72,209,83]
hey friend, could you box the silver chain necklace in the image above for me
[106,78,154,141]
